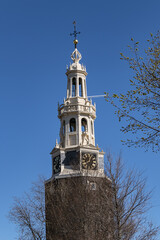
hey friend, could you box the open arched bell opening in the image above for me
[72,78,76,97]
[70,118,76,132]
[81,118,87,132]
[79,78,83,97]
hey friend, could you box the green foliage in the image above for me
[105,31,160,151]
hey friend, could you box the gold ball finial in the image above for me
[73,39,78,45]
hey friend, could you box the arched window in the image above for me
[72,78,76,97]
[70,118,76,132]
[62,120,65,135]
[79,78,83,97]
[81,118,87,132]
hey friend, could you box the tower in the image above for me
[51,27,105,177]
[45,23,113,240]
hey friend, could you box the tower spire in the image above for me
[70,21,80,48]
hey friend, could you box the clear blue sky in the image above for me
[0,0,160,239]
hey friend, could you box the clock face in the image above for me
[82,153,97,170]
[53,155,61,174]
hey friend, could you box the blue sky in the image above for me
[0,0,160,239]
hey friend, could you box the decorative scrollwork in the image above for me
[71,48,82,63]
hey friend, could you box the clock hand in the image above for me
[86,157,91,163]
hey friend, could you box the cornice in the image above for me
[66,69,88,76]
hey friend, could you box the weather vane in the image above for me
[70,21,80,48]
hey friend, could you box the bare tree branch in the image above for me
[8,157,159,239]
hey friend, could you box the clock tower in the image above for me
[50,37,105,178]
[45,23,113,240]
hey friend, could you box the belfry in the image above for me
[45,23,113,240]
[52,26,105,177]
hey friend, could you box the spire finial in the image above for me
[70,21,80,48]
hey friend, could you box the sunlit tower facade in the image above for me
[45,23,113,240]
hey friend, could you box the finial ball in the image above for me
[73,39,78,45]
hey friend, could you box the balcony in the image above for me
[58,103,96,119]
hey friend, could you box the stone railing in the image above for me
[58,104,96,118]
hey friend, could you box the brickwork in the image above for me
[45,176,113,240]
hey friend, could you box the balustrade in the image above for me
[58,104,96,117]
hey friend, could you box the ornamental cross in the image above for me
[70,21,80,48]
